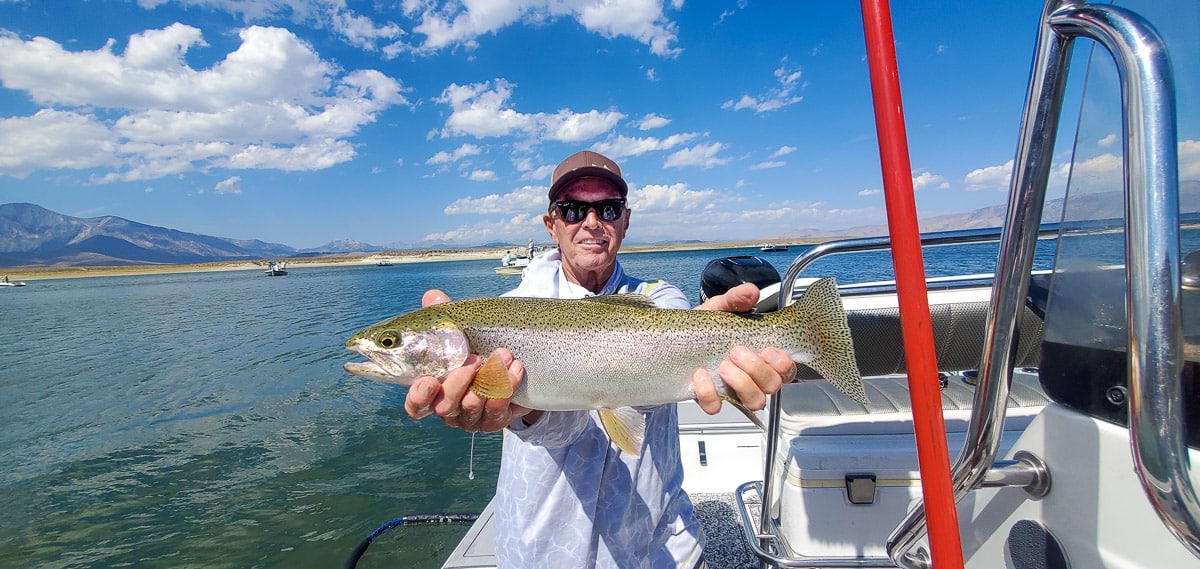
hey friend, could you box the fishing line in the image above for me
[468,432,477,480]
[344,513,480,569]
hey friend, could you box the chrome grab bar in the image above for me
[749,225,1058,564]
[886,1,1198,566]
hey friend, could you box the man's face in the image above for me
[543,177,630,281]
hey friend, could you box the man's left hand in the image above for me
[692,282,797,414]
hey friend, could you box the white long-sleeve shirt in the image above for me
[494,249,703,569]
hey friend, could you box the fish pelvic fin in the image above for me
[598,407,646,456]
[722,396,766,430]
[786,277,868,404]
[470,356,515,400]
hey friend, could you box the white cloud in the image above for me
[913,170,949,191]
[467,169,498,181]
[636,113,671,130]
[964,160,1013,191]
[422,212,546,245]
[749,161,784,170]
[769,145,797,158]
[629,182,718,212]
[858,188,881,196]
[1181,139,1200,180]
[1098,133,1119,147]
[434,79,623,143]
[214,175,241,194]
[592,132,701,158]
[401,0,682,57]
[444,184,546,215]
[722,56,804,113]
[664,142,729,169]
[0,24,407,181]
[427,143,483,164]
[137,0,404,51]
[0,110,118,177]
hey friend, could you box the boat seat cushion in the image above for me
[778,371,1049,437]
[795,300,1044,380]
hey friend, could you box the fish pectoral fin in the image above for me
[722,396,766,430]
[598,407,646,456]
[470,356,515,400]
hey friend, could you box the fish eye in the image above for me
[377,331,400,349]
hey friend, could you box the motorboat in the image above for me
[760,243,789,252]
[376,260,393,267]
[264,261,288,276]
[493,255,528,275]
[494,240,543,275]
[359,1,1200,567]
[0,280,26,287]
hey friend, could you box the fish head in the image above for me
[343,309,471,386]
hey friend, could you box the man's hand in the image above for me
[691,282,797,414]
[403,289,532,432]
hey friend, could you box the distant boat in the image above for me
[264,261,288,276]
[0,280,26,287]
[760,243,789,252]
[376,260,393,267]
[494,240,543,275]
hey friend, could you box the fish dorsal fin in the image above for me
[581,294,658,310]
[598,407,646,456]
[470,356,515,400]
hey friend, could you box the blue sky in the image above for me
[0,1,1092,249]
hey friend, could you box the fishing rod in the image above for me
[344,513,481,569]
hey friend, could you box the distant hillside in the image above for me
[0,203,296,266]
[300,239,385,254]
[772,182,1198,240]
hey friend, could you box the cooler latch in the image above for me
[845,474,877,505]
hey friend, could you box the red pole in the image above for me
[859,1,965,567]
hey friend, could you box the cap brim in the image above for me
[548,168,629,201]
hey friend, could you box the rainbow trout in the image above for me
[344,277,864,455]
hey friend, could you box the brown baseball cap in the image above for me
[548,150,628,201]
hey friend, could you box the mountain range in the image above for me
[2,183,1195,267]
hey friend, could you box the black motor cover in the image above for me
[699,256,781,304]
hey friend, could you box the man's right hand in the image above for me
[402,289,532,432]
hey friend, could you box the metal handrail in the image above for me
[750,225,1059,564]
[886,1,1198,566]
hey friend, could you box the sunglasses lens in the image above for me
[556,200,624,224]
[599,202,619,221]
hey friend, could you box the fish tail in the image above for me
[781,277,868,404]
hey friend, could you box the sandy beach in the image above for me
[1,239,821,282]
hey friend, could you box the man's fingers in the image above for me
[760,347,798,383]
[435,355,481,423]
[691,368,722,414]
[717,358,765,410]
[695,282,759,312]
[404,376,441,419]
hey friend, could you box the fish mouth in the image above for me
[344,339,415,385]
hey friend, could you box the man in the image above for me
[405,150,795,568]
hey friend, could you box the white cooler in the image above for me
[768,371,1048,558]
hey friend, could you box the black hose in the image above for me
[344,513,481,569]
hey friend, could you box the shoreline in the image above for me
[1,239,827,282]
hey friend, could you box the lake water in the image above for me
[0,243,1045,569]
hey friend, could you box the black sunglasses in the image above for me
[552,199,627,224]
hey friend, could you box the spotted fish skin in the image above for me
[343,277,866,408]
